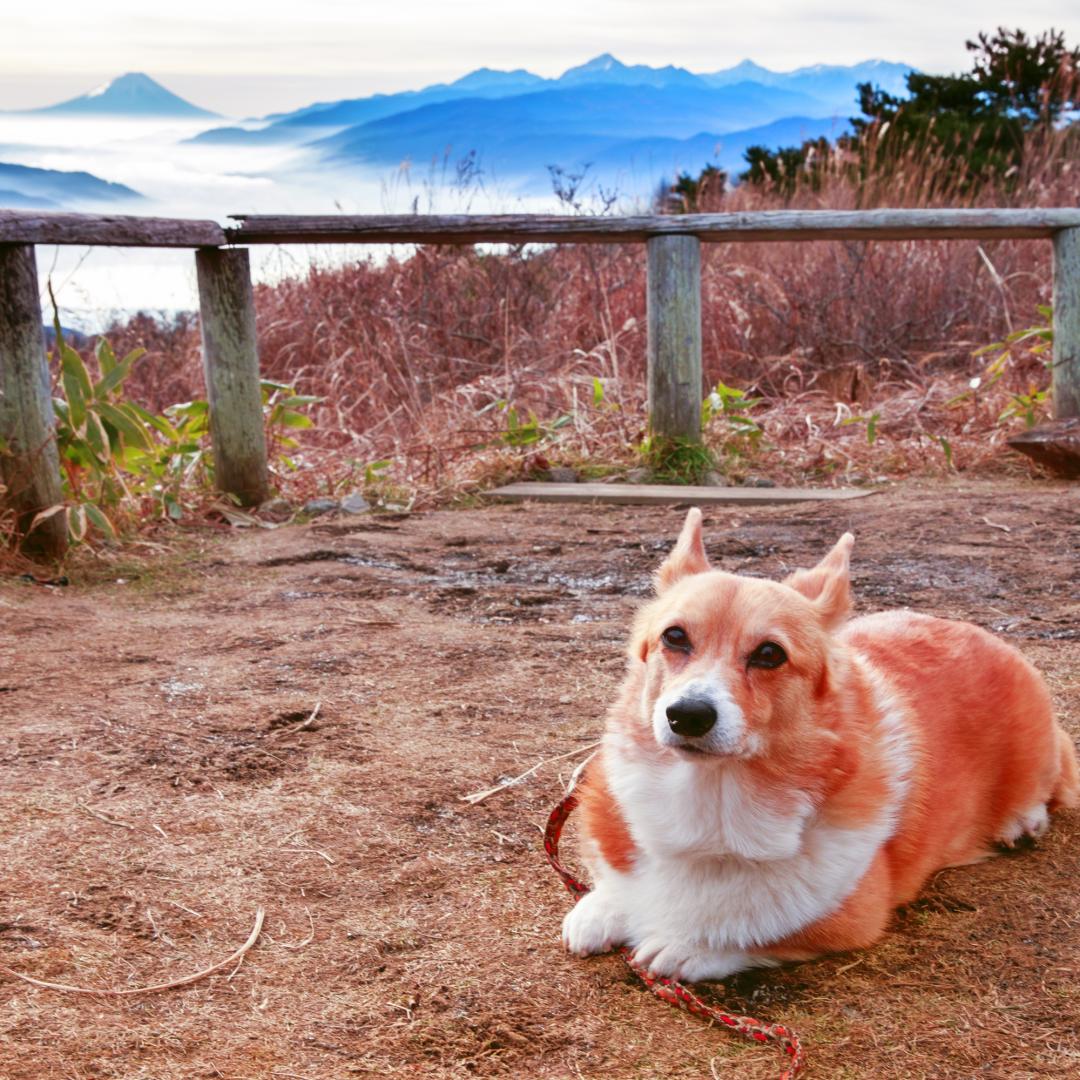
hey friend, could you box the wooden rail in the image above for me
[0,210,225,247]
[226,209,1080,245]
[4,209,1080,248]
[1,207,1078,559]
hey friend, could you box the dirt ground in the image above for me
[1,478,1078,1080]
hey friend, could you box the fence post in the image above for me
[0,243,67,559]
[195,246,270,506]
[1053,227,1080,419]
[646,234,703,443]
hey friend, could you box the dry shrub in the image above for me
[93,128,1076,502]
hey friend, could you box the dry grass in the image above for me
[83,129,1075,508]
[1,482,1078,1078]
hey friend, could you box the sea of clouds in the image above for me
[0,113,565,330]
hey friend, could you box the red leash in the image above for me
[545,791,807,1079]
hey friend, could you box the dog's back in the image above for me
[843,609,1079,905]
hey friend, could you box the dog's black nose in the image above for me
[666,698,717,737]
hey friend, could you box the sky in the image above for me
[1,1,1076,116]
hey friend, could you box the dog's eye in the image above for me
[661,626,691,652]
[748,641,787,669]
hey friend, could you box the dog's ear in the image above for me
[655,507,710,592]
[784,533,853,626]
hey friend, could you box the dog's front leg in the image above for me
[562,886,627,957]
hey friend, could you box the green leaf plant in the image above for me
[29,289,318,547]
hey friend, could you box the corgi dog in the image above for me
[562,508,1079,982]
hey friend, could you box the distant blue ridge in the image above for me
[180,52,908,196]
[3,57,912,205]
[187,53,911,151]
[0,162,143,208]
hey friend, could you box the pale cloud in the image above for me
[1,1,1076,115]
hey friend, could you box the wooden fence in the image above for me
[2,207,1079,558]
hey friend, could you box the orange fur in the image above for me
[842,613,1072,903]
[577,759,636,873]
[579,511,1079,969]
[1053,725,1080,811]
[764,612,1079,956]
[763,851,894,960]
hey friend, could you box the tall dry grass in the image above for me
[99,128,1076,500]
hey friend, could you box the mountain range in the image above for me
[194,54,908,143]
[187,54,911,194]
[0,57,913,209]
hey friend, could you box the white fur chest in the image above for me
[594,734,899,951]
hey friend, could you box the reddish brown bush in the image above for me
[93,129,1074,500]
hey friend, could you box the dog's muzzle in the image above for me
[653,678,749,757]
[666,697,718,738]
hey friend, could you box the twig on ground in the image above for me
[253,746,287,764]
[2,907,265,996]
[163,898,204,919]
[982,516,1012,533]
[76,801,136,831]
[280,847,336,865]
[226,951,249,981]
[294,702,321,731]
[145,907,176,947]
[276,908,315,951]
[268,702,321,740]
[460,740,601,805]
[834,956,866,975]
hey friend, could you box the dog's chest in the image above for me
[606,748,811,861]
[602,746,892,948]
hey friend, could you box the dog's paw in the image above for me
[997,802,1050,847]
[562,891,624,957]
[629,937,754,983]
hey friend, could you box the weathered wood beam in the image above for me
[228,209,1080,245]
[195,247,270,506]
[486,482,876,505]
[1,208,1079,248]
[1052,227,1080,419]
[1007,419,1080,477]
[647,234,702,443]
[0,244,67,559]
[0,211,226,248]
